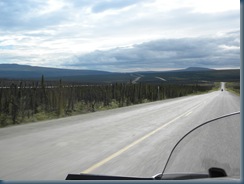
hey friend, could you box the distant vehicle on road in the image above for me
[221,89,224,91]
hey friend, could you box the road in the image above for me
[0,83,240,180]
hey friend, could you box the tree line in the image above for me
[0,76,214,127]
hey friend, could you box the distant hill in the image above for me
[133,67,214,74]
[0,64,111,79]
[179,67,215,72]
[0,64,239,84]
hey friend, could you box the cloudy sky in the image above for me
[0,0,240,72]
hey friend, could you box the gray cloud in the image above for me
[66,30,240,71]
[0,0,240,71]
[0,0,70,31]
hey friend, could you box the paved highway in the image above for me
[0,83,240,180]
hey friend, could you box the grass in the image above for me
[225,82,240,96]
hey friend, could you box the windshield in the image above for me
[162,112,240,178]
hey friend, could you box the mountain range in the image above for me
[0,64,239,84]
[0,64,214,78]
[0,64,111,79]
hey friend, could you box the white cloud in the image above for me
[0,0,240,71]
[150,0,239,13]
[219,45,240,50]
[186,0,239,13]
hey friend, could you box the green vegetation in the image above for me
[0,76,216,127]
[225,82,240,95]
[137,69,240,84]
[48,69,240,84]
[211,82,221,91]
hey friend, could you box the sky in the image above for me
[0,0,240,72]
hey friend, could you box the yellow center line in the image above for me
[185,111,192,117]
[81,101,204,174]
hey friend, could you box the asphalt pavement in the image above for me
[0,85,240,180]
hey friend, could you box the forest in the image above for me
[0,76,216,127]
